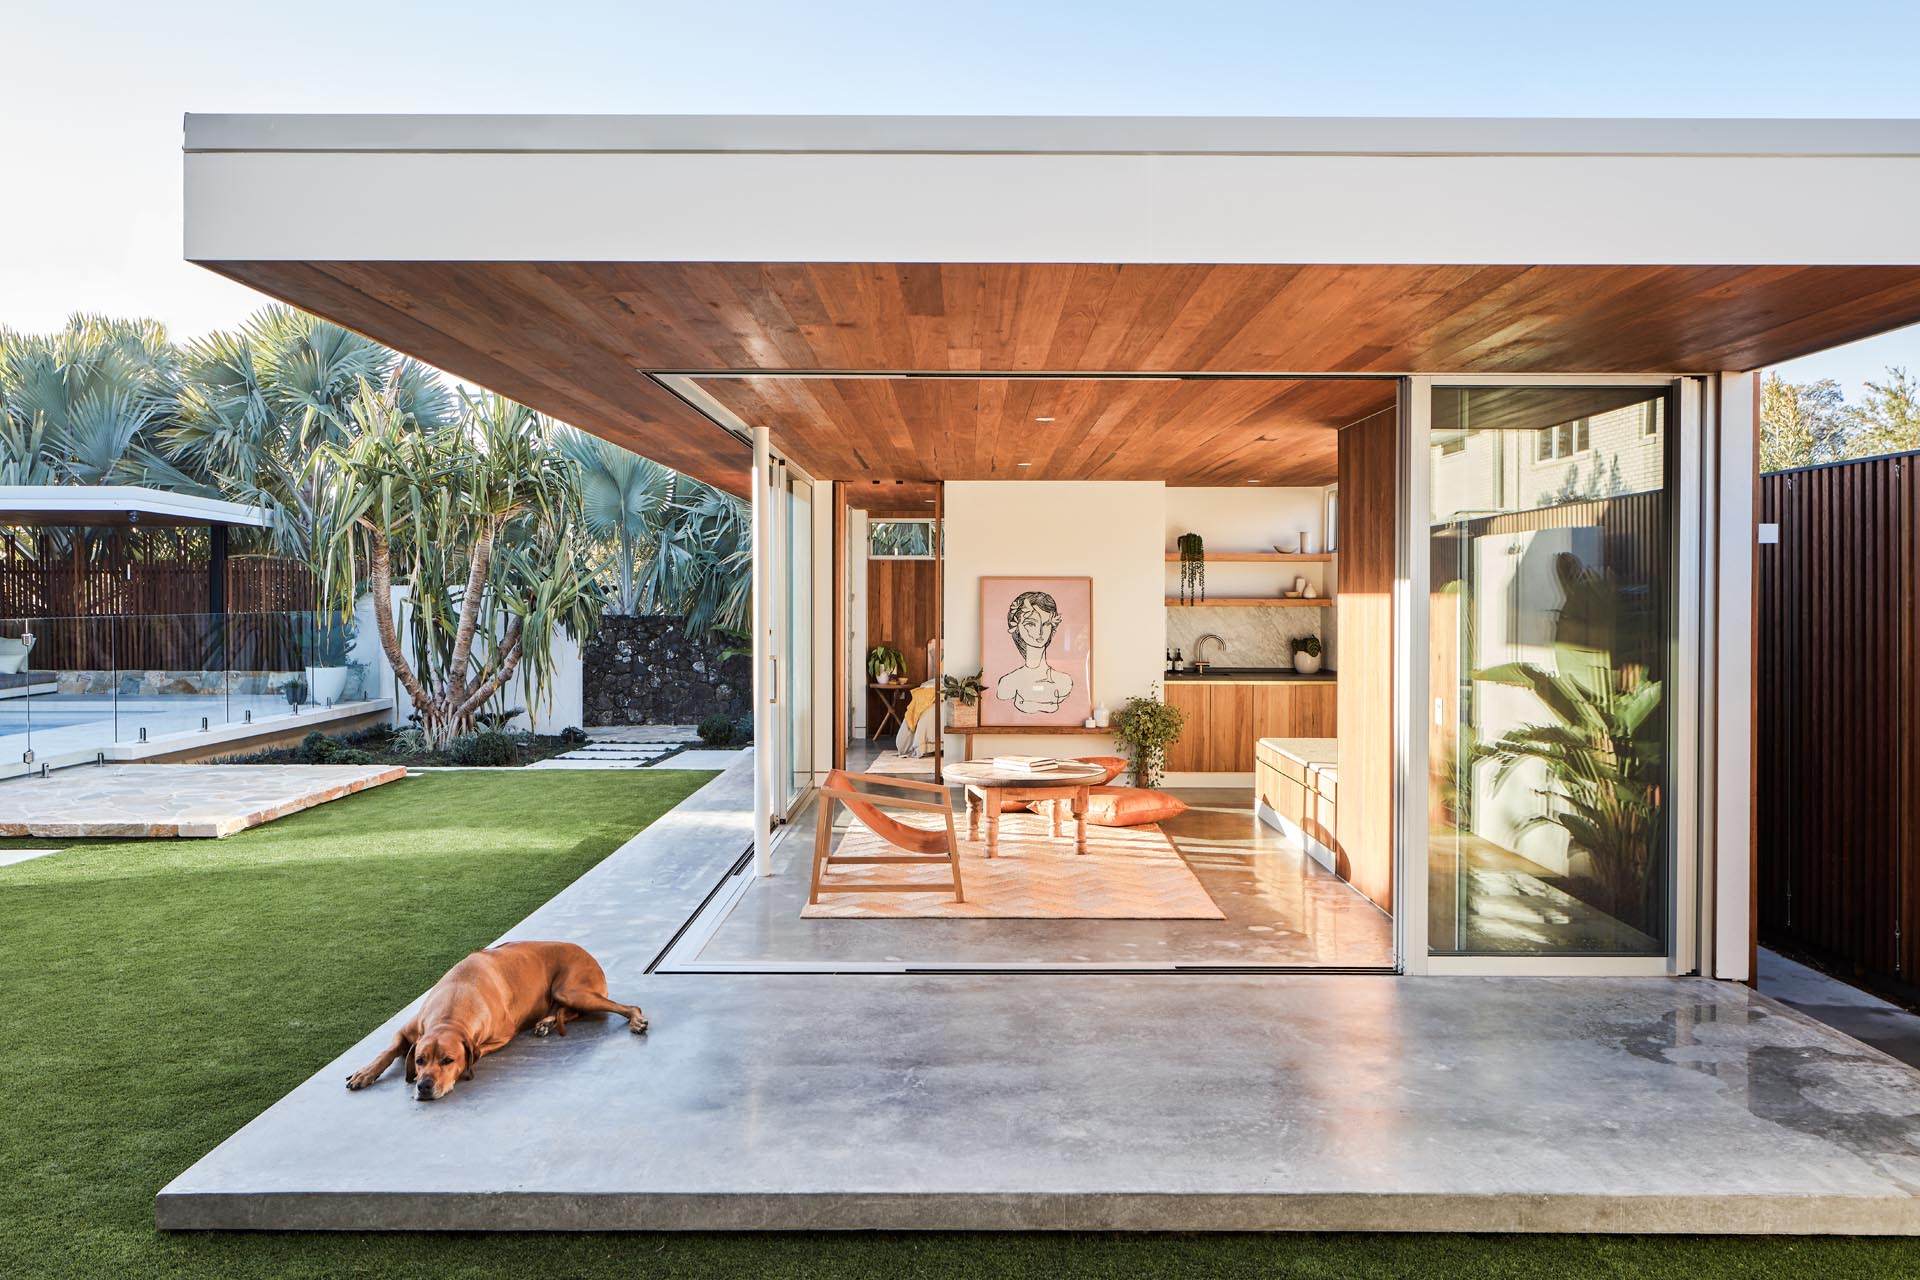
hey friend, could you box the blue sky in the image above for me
[5,0,1919,391]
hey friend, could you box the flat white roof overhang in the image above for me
[186,113,1920,265]
[0,485,272,528]
[182,114,1920,492]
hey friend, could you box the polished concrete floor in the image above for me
[157,759,1920,1233]
[683,779,1395,970]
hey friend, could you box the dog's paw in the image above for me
[629,1016,649,1035]
[532,1018,554,1038]
[345,1072,373,1091]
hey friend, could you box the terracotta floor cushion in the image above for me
[991,755,1130,812]
[1027,784,1188,828]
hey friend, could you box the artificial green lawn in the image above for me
[0,768,1914,1279]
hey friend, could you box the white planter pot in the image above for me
[308,665,350,705]
[1292,652,1322,675]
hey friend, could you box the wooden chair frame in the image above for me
[810,771,965,904]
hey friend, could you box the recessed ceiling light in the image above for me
[1245,479,1261,484]
[1016,462,1033,467]
[1035,416,1055,422]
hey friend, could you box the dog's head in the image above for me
[408,1029,475,1101]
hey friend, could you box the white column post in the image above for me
[751,424,774,877]
[1713,372,1757,980]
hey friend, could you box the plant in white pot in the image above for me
[867,644,905,686]
[1290,634,1324,675]
[307,615,355,705]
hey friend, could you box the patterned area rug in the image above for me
[800,811,1224,919]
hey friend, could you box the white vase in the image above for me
[1094,703,1110,728]
[1293,652,1322,675]
[309,665,350,705]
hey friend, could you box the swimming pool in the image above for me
[0,713,114,734]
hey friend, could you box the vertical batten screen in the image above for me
[1757,452,1919,988]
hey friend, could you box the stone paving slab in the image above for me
[642,749,748,770]
[0,764,408,838]
[156,758,1920,1235]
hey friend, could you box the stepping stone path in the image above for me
[527,726,749,771]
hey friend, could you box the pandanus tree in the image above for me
[314,385,602,747]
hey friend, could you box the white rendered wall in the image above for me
[383,585,584,735]
[941,481,1165,757]
[1163,487,1338,670]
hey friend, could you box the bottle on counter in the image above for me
[1173,647,1186,672]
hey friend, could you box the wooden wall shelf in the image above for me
[1166,597,1331,608]
[1163,552,1333,563]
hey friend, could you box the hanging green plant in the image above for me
[1176,532,1205,604]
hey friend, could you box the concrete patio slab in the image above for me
[0,763,408,838]
[155,760,1920,1235]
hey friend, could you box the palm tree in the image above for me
[0,314,181,484]
[555,426,672,615]
[643,481,750,634]
[314,384,600,747]
[167,306,453,558]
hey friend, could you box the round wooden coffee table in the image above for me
[943,760,1106,856]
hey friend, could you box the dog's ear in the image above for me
[402,1037,417,1084]
[460,1037,478,1082]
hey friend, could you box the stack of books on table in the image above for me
[991,755,1060,774]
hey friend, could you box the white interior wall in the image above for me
[1163,486,1338,669]
[942,481,1165,757]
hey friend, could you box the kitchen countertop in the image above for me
[1163,667,1335,682]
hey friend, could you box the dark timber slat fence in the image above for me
[1758,452,1920,990]
[1,528,315,670]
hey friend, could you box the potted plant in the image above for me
[867,644,906,685]
[307,615,355,705]
[1291,634,1323,675]
[1176,532,1206,604]
[1112,682,1187,789]
[940,671,986,726]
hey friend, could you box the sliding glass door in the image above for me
[1423,383,1677,961]
[780,469,815,814]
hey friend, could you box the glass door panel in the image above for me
[1427,385,1672,957]
[781,471,815,814]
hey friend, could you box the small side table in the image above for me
[869,682,914,740]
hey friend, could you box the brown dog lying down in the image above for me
[345,941,647,1101]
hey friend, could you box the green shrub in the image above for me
[698,713,735,745]
[448,731,518,767]
[293,730,374,766]
[559,725,590,746]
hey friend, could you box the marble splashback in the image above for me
[1165,603,1334,671]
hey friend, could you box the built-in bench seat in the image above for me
[1255,736,1339,872]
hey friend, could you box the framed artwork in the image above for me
[979,576,1093,727]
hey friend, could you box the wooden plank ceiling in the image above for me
[204,260,1920,492]
[694,376,1388,485]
